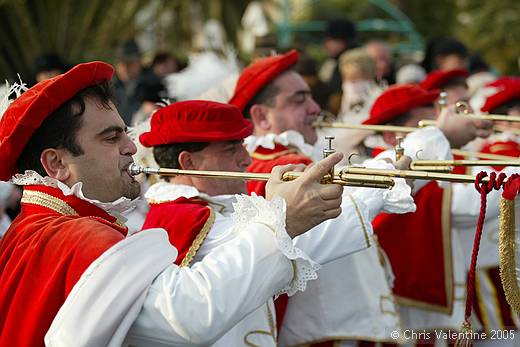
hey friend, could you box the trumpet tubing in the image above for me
[313,121,416,133]
[418,119,520,136]
[127,164,395,189]
[340,166,507,184]
[411,159,520,168]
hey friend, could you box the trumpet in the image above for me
[451,149,517,161]
[340,166,509,185]
[455,101,520,123]
[313,119,416,133]
[127,163,396,189]
[418,119,520,136]
[411,159,520,170]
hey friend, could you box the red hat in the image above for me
[420,69,468,91]
[364,84,440,125]
[0,61,114,181]
[229,50,299,112]
[481,77,520,113]
[139,100,253,147]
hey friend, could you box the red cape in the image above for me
[0,185,127,347]
[143,196,214,266]
[373,181,454,313]
[247,143,312,196]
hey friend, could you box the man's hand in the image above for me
[266,152,344,238]
[436,105,493,148]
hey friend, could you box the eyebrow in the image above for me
[288,90,312,98]
[96,125,127,137]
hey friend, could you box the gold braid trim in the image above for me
[21,190,78,216]
[243,303,277,347]
[250,148,299,161]
[180,207,216,267]
[345,193,371,248]
[498,197,520,318]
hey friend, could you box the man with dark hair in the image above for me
[0,62,349,346]
[34,53,70,83]
[138,99,380,346]
[432,38,469,71]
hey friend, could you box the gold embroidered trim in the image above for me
[346,193,371,248]
[243,302,277,347]
[21,190,78,216]
[250,148,300,161]
[180,207,216,267]
[380,294,399,316]
[499,197,520,318]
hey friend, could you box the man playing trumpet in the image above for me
[135,98,415,346]
[0,62,358,346]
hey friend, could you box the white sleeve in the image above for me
[451,166,520,229]
[127,195,319,346]
[292,190,373,265]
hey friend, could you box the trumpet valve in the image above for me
[323,136,336,182]
[438,91,448,109]
[395,136,404,161]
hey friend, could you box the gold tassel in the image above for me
[455,320,474,347]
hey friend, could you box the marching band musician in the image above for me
[0,62,352,347]
[229,50,418,347]
[137,99,400,346]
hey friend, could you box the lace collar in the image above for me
[244,130,314,156]
[10,171,137,218]
[145,181,236,213]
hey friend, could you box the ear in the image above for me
[382,131,397,147]
[249,104,272,132]
[40,148,71,181]
[178,151,196,170]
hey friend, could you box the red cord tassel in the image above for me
[456,171,506,347]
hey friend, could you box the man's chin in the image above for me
[123,182,141,200]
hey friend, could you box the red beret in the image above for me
[481,77,520,113]
[229,50,299,112]
[139,100,253,147]
[0,61,114,181]
[364,84,440,125]
[420,69,468,91]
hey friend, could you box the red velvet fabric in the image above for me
[229,50,299,112]
[139,100,253,147]
[142,197,211,265]
[481,77,520,113]
[373,181,453,311]
[246,143,312,197]
[0,185,127,347]
[420,69,468,91]
[481,140,520,171]
[0,62,114,180]
[364,84,439,125]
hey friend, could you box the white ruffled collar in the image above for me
[245,130,314,156]
[10,171,137,218]
[145,181,236,213]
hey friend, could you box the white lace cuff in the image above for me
[231,193,320,296]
